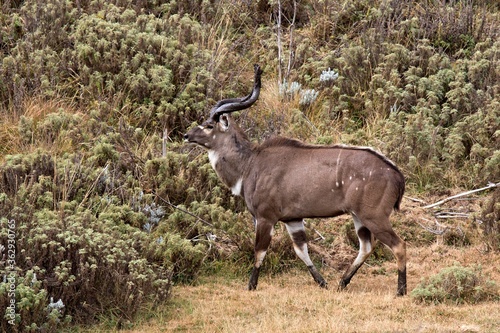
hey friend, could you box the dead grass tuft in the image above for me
[69,194,500,333]
[0,97,82,160]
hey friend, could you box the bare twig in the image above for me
[286,0,297,79]
[435,212,470,219]
[405,196,427,204]
[423,182,499,209]
[313,228,325,241]
[162,128,169,158]
[276,0,283,85]
[153,190,214,228]
[78,162,109,209]
[417,218,448,235]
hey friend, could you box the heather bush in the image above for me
[0,147,196,330]
[481,187,500,251]
[411,264,499,305]
[0,0,499,329]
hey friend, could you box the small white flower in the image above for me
[300,89,319,105]
[48,297,65,310]
[320,68,339,82]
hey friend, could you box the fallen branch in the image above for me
[405,196,427,204]
[417,218,465,238]
[313,228,325,241]
[417,218,448,235]
[435,212,470,219]
[423,182,499,209]
[152,190,214,228]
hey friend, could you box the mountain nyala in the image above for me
[184,65,407,295]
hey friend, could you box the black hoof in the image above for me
[318,280,328,289]
[248,267,260,291]
[338,279,349,291]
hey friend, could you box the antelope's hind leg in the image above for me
[342,213,407,296]
[339,214,375,291]
[373,228,407,296]
[285,220,327,288]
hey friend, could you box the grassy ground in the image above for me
[127,246,499,333]
[73,239,499,333]
[66,193,500,333]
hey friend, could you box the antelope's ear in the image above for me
[219,114,230,131]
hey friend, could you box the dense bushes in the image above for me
[481,187,500,251]
[411,264,499,304]
[0,150,172,331]
[0,0,499,330]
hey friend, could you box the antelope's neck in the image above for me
[208,145,252,197]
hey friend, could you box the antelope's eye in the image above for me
[205,124,214,129]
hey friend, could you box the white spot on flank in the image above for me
[335,150,342,184]
[208,150,219,170]
[336,182,340,187]
[349,176,352,180]
[342,180,345,185]
[231,178,243,196]
[363,177,366,181]
[356,187,359,191]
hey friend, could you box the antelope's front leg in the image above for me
[248,219,275,290]
[285,220,327,288]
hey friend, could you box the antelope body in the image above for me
[184,65,407,295]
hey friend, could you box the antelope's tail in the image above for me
[394,173,405,211]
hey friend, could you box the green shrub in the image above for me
[0,148,207,330]
[147,232,206,284]
[411,264,499,305]
[0,1,499,329]
[481,187,500,251]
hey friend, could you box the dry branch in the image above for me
[423,182,500,209]
[405,196,427,204]
[417,218,448,235]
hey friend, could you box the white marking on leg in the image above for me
[285,221,314,267]
[352,238,372,267]
[231,178,243,196]
[351,213,372,267]
[293,243,314,266]
[285,220,304,234]
[255,250,267,268]
[352,211,362,230]
[208,150,219,170]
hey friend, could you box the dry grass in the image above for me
[71,195,500,333]
[112,244,500,333]
[0,97,81,160]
